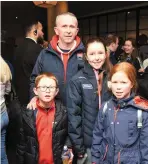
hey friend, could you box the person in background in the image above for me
[139,34,148,70]
[28,12,84,109]
[118,38,142,72]
[91,62,148,164]
[0,55,12,164]
[16,73,73,164]
[14,20,44,106]
[105,34,119,65]
[114,36,124,62]
[67,37,112,164]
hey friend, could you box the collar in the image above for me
[112,92,135,108]
[57,40,77,54]
[26,37,37,44]
[36,99,55,111]
[83,61,105,76]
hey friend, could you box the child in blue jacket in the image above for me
[91,62,148,164]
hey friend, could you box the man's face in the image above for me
[37,22,44,44]
[54,15,79,46]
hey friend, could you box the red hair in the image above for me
[109,62,138,92]
[35,72,58,88]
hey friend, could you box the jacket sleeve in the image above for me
[140,112,148,164]
[64,136,72,148]
[91,109,104,164]
[16,124,26,164]
[67,79,85,155]
[30,51,43,99]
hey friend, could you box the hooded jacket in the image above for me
[30,35,85,105]
[91,94,148,164]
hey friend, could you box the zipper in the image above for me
[114,105,120,121]
[102,144,108,161]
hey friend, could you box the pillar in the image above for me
[33,1,68,41]
[47,6,56,41]
[47,1,68,41]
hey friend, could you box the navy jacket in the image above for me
[30,41,84,105]
[91,94,148,164]
[67,62,111,155]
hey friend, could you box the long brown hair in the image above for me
[124,38,138,60]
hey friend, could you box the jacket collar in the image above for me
[23,99,65,132]
[112,92,135,108]
[25,37,37,43]
[22,107,36,133]
[46,39,85,57]
[83,61,105,76]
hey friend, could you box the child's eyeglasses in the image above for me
[37,86,57,92]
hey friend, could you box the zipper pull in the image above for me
[114,105,120,121]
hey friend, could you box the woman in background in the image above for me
[0,55,12,164]
[118,38,142,72]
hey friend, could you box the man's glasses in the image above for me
[37,86,57,92]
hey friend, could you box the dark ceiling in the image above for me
[1,1,146,26]
[1,1,147,40]
[68,1,146,17]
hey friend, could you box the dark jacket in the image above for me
[67,62,111,155]
[30,36,85,105]
[137,67,148,99]
[14,38,42,105]
[118,49,141,71]
[91,94,148,164]
[16,99,71,164]
[139,44,148,61]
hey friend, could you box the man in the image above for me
[105,34,119,65]
[14,20,44,105]
[28,12,85,107]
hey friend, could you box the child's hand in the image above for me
[27,96,37,110]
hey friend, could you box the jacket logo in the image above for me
[82,84,93,89]
[77,52,83,60]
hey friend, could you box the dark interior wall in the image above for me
[1,1,146,44]
[1,1,47,44]
[68,1,145,17]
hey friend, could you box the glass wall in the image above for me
[78,6,148,45]
[139,9,148,36]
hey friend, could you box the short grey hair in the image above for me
[55,12,78,26]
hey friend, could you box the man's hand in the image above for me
[27,96,37,110]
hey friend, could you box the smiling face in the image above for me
[54,14,79,49]
[124,40,134,54]
[86,41,106,70]
[34,77,59,106]
[111,71,133,99]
